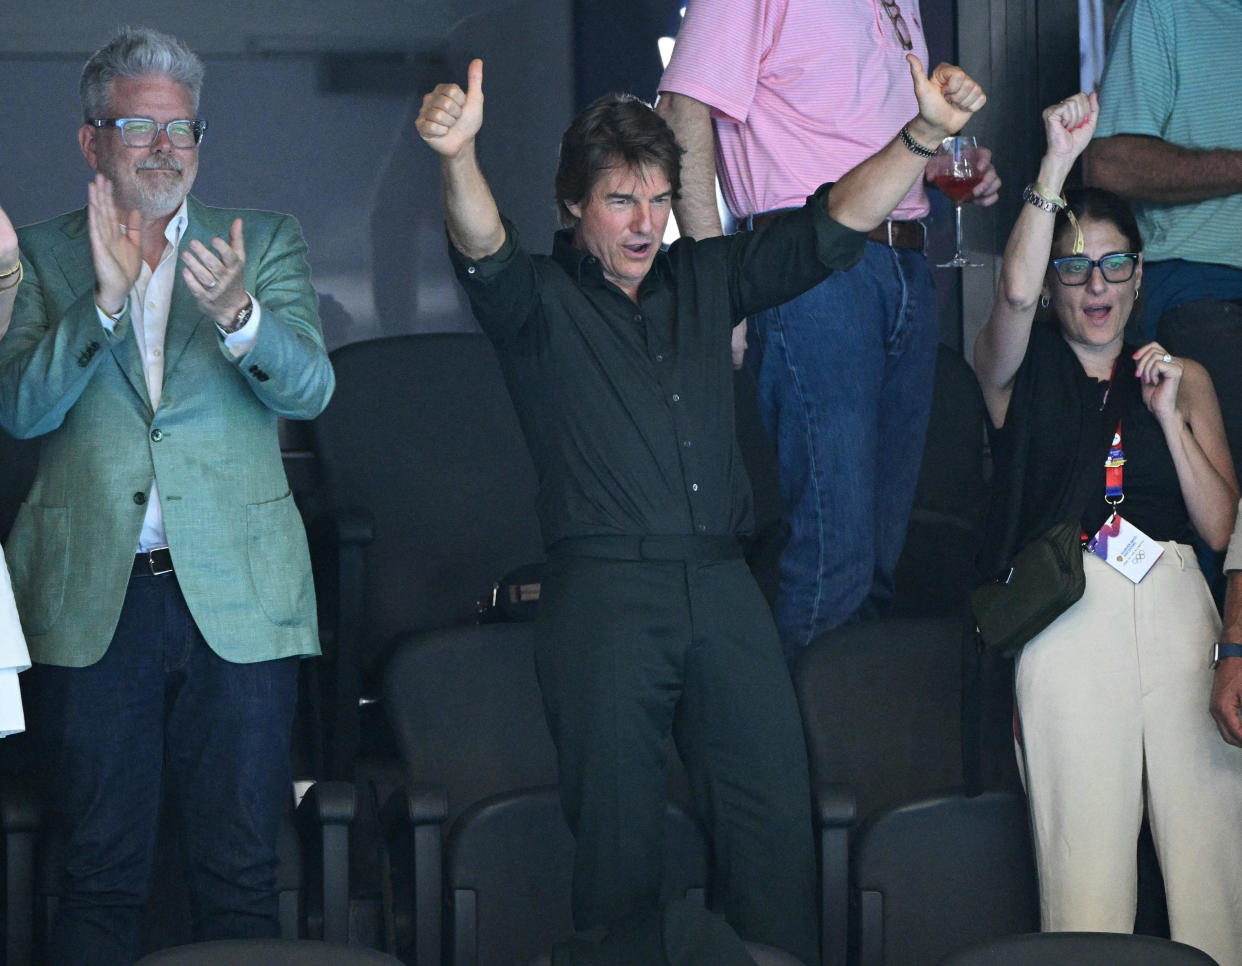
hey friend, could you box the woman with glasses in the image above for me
[974,93,1242,964]
[0,197,31,739]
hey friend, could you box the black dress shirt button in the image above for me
[690,483,699,492]
[655,353,665,362]
[671,393,680,403]
[133,492,146,505]
[682,440,692,448]
[467,266,477,275]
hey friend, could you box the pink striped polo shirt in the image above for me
[658,0,932,221]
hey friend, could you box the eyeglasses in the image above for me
[90,117,207,149]
[879,0,914,50]
[1050,253,1139,286]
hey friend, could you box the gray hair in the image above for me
[80,27,205,121]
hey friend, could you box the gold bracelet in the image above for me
[1032,182,1067,209]
[0,261,21,292]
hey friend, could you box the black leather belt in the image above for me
[132,547,174,577]
[550,534,741,562]
[749,210,926,250]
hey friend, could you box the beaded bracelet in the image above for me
[899,125,938,159]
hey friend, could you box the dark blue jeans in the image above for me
[747,241,937,659]
[34,568,299,966]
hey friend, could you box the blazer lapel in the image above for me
[162,197,218,380]
[50,215,152,410]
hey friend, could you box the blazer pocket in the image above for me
[7,503,70,635]
[245,492,313,627]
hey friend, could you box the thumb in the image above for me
[466,58,484,103]
[905,52,927,86]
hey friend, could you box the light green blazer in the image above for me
[0,197,335,667]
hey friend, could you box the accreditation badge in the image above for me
[1085,512,1162,584]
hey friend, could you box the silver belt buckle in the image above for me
[146,547,173,576]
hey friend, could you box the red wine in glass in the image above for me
[931,172,982,205]
[928,136,984,268]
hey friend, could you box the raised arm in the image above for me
[415,58,505,260]
[0,202,17,339]
[827,56,985,231]
[973,93,1097,428]
[655,92,724,241]
[655,91,749,366]
[1088,135,1242,205]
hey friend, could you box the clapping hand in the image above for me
[181,218,251,329]
[87,174,143,315]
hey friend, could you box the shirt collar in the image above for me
[165,198,189,247]
[551,227,675,292]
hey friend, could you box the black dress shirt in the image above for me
[449,183,865,548]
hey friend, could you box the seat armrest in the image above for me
[814,781,856,829]
[379,778,448,966]
[298,779,358,826]
[294,780,356,944]
[813,782,857,966]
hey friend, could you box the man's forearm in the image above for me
[655,92,725,238]
[1088,135,1242,204]
[440,144,505,260]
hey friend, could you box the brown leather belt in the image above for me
[749,211,925,250]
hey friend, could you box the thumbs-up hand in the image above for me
[416,58,485,159]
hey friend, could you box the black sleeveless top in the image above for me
[980,321,1191,578]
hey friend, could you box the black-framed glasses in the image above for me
[1050,252,1140,286]
[879,0,914,50]
[90,117,207,149]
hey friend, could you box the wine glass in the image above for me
[928,136,984,268]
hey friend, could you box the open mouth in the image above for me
[623,242,652,257]
[1083,304,1112,325]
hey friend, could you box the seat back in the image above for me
[382,622,558,826]
[794,616,965,822]
[310,332,545,775]
[892,345,988,619]
[852,792,1038,966]
[312,332,543,671]
[939,931,1218,966]
[446,788,708,966]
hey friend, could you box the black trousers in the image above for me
[536,538,818,965]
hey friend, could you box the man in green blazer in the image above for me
[0,28,334,965]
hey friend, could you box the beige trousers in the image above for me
[1016,542,1242,966]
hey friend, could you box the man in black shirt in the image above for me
[416,57,985,962]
